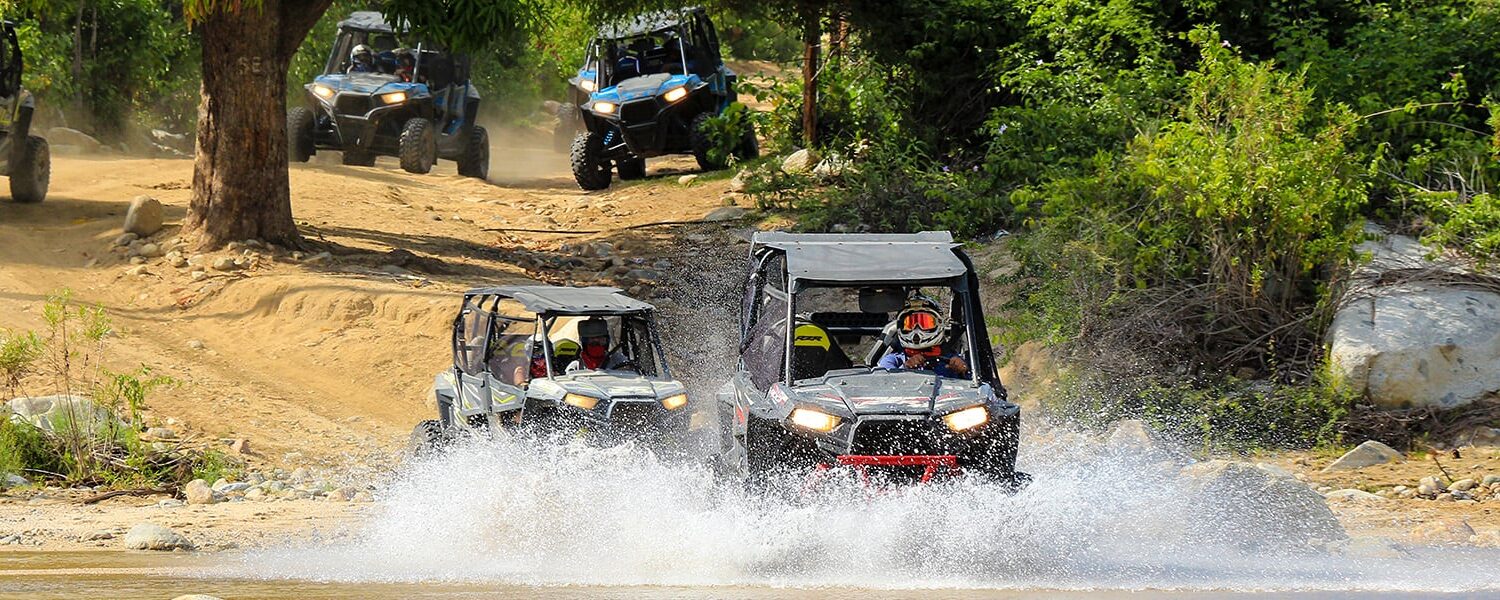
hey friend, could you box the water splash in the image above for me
[226,429,1500,592]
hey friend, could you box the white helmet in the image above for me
[893,296,948,350]
[351,44,373,63]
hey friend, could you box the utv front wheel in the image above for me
[690,112,727,171]
[9,136,49,203]
[287,107,316,163]
[399,118,437,174]
[341,150,376,167]
[570,130,612,191]
[457,126,489,179]
[409,419,447,456]
[736,122,760,161]
[616,157,646,180]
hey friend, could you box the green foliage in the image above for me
[698,101,756,166]
[1414,191,1500,262]
[0,417,59,480]
[0,328,42,397]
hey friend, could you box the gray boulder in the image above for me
[124,195,165,237]
[703,206,748,222]
[1327,228,1500,409]
[1178,460,1346,549]
[47,127,102,152]
[1323,440,1404,472]
[6,394,116,433]
[781,148,819,174]
[123,522,192,551]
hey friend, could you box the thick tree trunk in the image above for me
[800,5,821,148]
[185,0,332,250]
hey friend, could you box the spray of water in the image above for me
[225,428,1499,592]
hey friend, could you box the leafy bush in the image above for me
[1414,191,1500,261]
[698,102,758,167]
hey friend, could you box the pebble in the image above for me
[138,242,163,258]
[677,174,698,185]
[1417,476,1445,496]
[184,479,216,505]
[187,340,205,350]
[303,251,332,265]
[113,232,138,247]
[189,270,207,281]
[144,427,177,439]
[1435,492,1455,502]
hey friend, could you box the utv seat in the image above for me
[789,321,852,381]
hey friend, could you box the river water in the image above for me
[6,431,1495,599]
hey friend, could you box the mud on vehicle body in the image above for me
[717,232,1027,489]
[570,6,757,190]
[416,286,690,453]
[288,11,488,178]
[0,20,49,204]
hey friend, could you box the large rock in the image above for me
[1323,440,1404,472]
[1327,228,1500,409]
[1408,518,1475,545]
[1178,460,1346,549]
[781,148,819,174]
[1104,419,1186,463]
[183,479,216,505]
[47,127,102,152]
[703,206,748,222]
[124,195,165,237]
[123,522,192,551]
[6,394,116,433]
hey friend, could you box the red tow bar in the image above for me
[807,454,961,490]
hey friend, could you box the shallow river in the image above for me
[5,434,1499,599]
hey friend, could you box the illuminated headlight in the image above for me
[943,406,989,432]
[564,393,600,410]
[592,101,617,115]
[662,86,687,103]
[312,84,335,100]
[580,79,597,92]
[380,91,407,104]
[789,408,840,432]
[660,393,688,411]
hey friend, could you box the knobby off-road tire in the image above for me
[616,156,646,180]
[570,130,612,191]
[341,150,376,167]
[286,107,316,163]
[399,117,437,174]
[689,112,726,172]
[737,122,760,161]
[9,135,49,203]
[457,126,490,179]
[409,419,447,457]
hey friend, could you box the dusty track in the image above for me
[0,140,745,464]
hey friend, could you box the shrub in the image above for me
[698,102,759,167]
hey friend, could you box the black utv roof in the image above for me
[598,6,704,39]
[466,285,655,315]
[751,231,969,285]
[338,11,397,34]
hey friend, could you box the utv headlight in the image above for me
[380,91,407,104]
[580,79,597,92]
[592,101,617,115]
[660,393,688,411]
[790,408,840,432]
[943,406,989,432]
[312,84,335,100]
[662,86,688,103]
[564,393,601,410]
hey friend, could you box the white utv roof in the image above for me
[465,285,654,315]
[750,231,968,284]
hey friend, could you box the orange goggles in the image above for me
[901,311,940,332]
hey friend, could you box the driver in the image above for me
[565,318,632,372]
[347,44,376,73]
[877,297,970,378]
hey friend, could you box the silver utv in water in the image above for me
[717,232,1027,488]
[415,285,690,452]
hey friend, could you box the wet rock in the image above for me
[781,148,819,174]
[677,174,698,185]
[1323,440,1404,471]
[124,196,165,237]
[123,522,192,551]
[1409,518,1475,545]
[1449,478,1478,492]
[703,206,748,222]
[1178,460,1345,548]
[183,479,216,505]
[113,232,138,247]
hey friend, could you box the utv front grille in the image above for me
[619,99,658,124]
[335,94,373,115]
[850,418,948,455]
[607,400,657,429]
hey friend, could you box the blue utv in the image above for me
[571,7,757,190]
[287,11,489,178]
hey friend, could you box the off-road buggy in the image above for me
[570,7,757,190]
[0,21,48,203]
[552,39,600,152]
[716,232,1027,490]
[414,285,691,452]
[287,11,488,178]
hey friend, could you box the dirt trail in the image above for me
[0,137,747,464]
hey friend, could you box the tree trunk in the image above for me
[800,5,821,148]
[72,0,85,109]
[185,0,332,250]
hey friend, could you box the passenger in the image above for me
[347,44,376,73]
[877,297,970,378]
[393,49,422,83]
[565,318,632,372]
